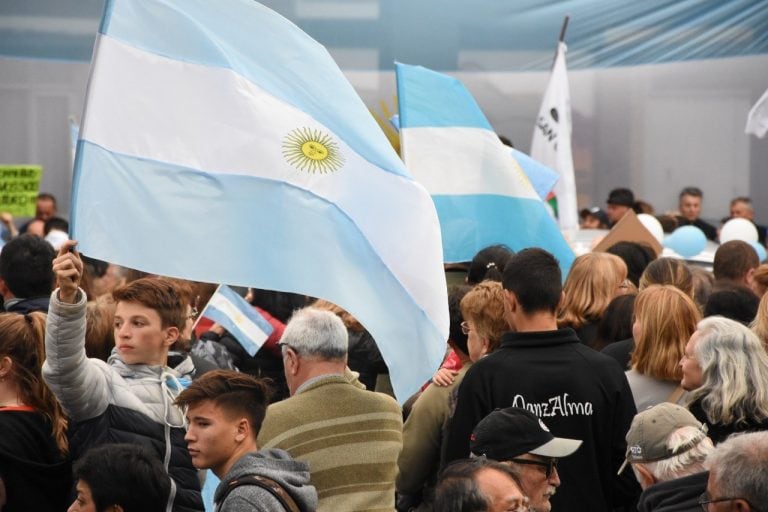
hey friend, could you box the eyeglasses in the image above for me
[461,321,471,335]
[698,493,760,512]
[186,295,201,321]
[508,457,558,479]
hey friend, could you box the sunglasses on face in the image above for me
[508,457,558,479]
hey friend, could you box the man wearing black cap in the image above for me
[471,407,582,512]
[606,188,636,227]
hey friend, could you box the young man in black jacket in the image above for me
[444,248,640,512]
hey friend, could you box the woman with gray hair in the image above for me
[679,316,768,444]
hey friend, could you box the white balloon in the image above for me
[720,218,758,244]
[637,213,664,243]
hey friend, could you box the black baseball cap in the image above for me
[470,407,582,460]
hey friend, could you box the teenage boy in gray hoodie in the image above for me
[176,370,317,512]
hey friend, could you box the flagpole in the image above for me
[558,16,570,43]
[552,16,570,68]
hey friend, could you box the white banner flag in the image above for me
[531,41,578,232]
[746,87,768,138]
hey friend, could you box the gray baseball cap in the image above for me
[618,403,708,475]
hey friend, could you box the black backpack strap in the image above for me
[217,474,301,512]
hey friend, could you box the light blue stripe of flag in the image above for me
[433,195,574,269]
[72,140,447,401]
[396,62,493,130]
[201,470,219,511]
[201,285,274,357]
[101,0,408,179]
[512,149,560,201]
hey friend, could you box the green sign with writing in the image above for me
[0,165,42,217]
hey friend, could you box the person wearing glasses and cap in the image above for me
[619,403,713,512]
[470,407,582,512]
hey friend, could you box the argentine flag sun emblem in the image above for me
[282,127,345,173]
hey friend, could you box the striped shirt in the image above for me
[258,374,403,511]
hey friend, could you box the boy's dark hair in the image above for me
[714,240,760,282]
[73,444,170,512]
[175,370,271,438]
[0,234,55,298]
[502,248,561,314]
[112,277,186,330]
[606,241,657,287]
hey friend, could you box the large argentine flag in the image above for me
[72,0,449,402]
[531,42,578,232]
[396,63,574,274]
[199,285,274,357]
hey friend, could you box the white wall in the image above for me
[0,57,89,218]
[2,53,767,226]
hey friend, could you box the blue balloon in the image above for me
[750,241,767,262]
[664,226,707,258]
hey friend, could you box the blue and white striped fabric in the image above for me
[396,63,575,274]
[199,285,274,357]
[71,0,448,402]
[511,149,560,202]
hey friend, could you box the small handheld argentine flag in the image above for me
[199,285,274,357]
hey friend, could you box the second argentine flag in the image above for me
[396,63,574,274]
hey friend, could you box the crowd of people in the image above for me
[581,186,767,247]
[2,190,768,512]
